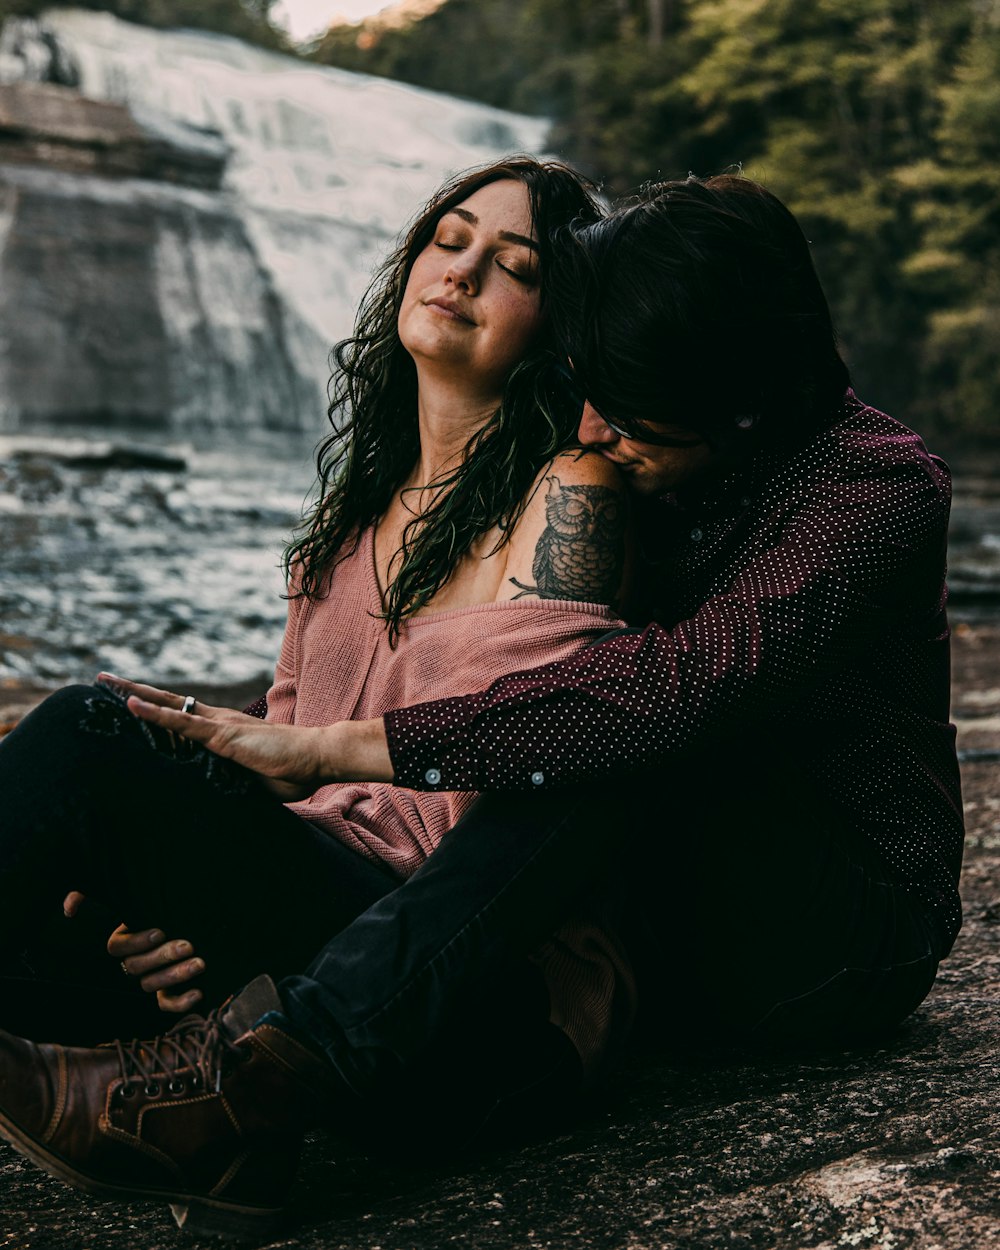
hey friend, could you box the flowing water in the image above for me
[1,426,996,691]
[0,12,554,686]
[0,11,549,431]
[0,424,316,688]
[1,14,995,690]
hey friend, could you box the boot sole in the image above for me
[0,1109,285,1239]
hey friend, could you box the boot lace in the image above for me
[112,1008,247,1098]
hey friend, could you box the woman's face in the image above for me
[397,179,544,398]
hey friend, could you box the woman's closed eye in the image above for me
[434,234,535,284]
[496,255,537,284]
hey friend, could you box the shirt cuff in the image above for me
[384,694,485,791]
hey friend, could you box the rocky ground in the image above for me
[0,622,998,1250]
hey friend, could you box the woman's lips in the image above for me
[424,297,475,324]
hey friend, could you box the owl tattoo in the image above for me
[510,475,625,603]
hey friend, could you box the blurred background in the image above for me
[0,0,997,702]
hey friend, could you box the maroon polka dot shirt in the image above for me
[384,394,965,951]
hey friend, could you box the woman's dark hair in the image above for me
[285,156,601,642]
[556,173,851,447]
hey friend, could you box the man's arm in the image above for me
[384,448,952,792]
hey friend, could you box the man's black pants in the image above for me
[0,684,942,1142]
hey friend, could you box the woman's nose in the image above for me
[444,251,480,295]
[578,401,617,447]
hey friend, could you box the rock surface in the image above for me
[0,158,325,430]
[0,10,550,434]
[0,80,228,187]
[0,622,997,1248]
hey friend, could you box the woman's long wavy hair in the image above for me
[284,157,602,643]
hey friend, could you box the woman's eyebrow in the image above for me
[445,207,539,252]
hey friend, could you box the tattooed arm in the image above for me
[501,449,633,613]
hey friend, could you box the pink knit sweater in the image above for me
[266,527,637,1072]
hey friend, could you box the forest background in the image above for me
[3,0,997,447]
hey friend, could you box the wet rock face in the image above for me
[0,69,322,432]
[0,161,324,430]
[0,81,229,187]
[0,10,550,435]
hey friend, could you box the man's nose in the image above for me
[578,400,617,446]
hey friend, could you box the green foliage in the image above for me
[314,0,1000,439]
[0,1,288,50]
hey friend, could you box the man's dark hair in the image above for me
[557,174,851,447]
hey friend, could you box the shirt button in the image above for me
[530,770,545,786]
[690,528,704,542]
[425,768,442,785]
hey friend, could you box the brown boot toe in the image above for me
[0,976,333,1236]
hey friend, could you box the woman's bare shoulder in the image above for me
[499,448,633,608]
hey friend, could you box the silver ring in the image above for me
[121,961,130,977]
[181,695,196,715]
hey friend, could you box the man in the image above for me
[0,176,963,1236]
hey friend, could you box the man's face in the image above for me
[577,401,722,496]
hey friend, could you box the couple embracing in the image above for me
[0,157,963,1235]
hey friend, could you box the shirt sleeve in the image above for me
[263,588,303,727]
[384,450,951,792]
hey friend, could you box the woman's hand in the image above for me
[64,891,204,1014]
[108,922,205,1014]
[119,678,394,794]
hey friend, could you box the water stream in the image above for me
[1,426,996,690]
[0,424,316,688]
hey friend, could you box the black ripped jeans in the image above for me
[0,683,943,1143]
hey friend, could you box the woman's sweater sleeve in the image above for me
[263,590,304,726]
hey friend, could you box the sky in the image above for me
[272,1,390,42]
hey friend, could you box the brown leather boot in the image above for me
[0,975,337,1237]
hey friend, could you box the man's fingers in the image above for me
[107,923,166,959]
[98,673,181,707]
[100,674,223,719]
[139,956,206,995]
[126,696,222,744]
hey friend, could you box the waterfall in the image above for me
[0,7,549,431]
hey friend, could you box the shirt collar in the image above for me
[668,391,856,520]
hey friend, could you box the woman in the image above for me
[0,157,635,1099]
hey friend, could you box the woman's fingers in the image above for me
[137,954,206,995]
[157,986,203,1014]
[117,936,198,978]
[107,922,166,960]
[96,673,182,707]
[63,890,86,918]
[110,925,205,992]
[110,920,207,1001]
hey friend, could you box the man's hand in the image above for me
[99,673,317,799]
[108,923,205,1014]
[115,674,394,793]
